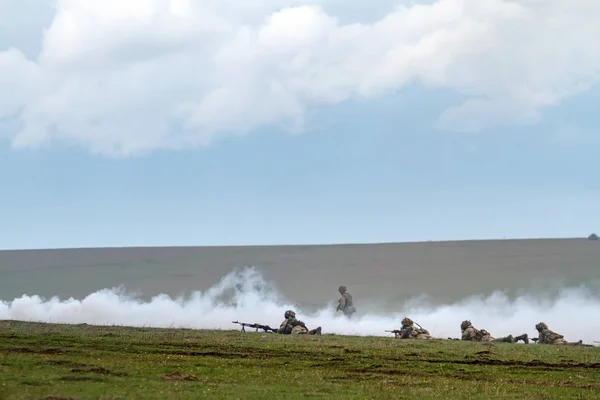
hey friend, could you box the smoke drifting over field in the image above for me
[1,267,598,344]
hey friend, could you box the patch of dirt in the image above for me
[148,347,311,360]
[3,347,62,355]
[39,397,79,400]
[350,368,402,376]
[343,348,361,354]
[22,381,45,386]
[40,360,88,368]
[89,367,114,375]
[185,350,250,358]
[60,376,105,382]
[70,366,123,376]
[162,372,199,381]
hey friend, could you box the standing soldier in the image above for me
[336,285,356,319]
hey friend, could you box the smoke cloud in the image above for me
[1,266,598,345]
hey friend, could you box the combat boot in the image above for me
[515,333,529,344]
[503,335,515,343]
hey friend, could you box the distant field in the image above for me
[1,238,600,310]
[1,320,599,399]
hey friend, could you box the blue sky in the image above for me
[1,0,599,249]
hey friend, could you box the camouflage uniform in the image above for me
[399,317,432,339]
[535,322,582,345]
[336,285,356,318]
[278,310,322,335]
[460,320,528,343]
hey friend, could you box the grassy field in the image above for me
[1,321,599,399]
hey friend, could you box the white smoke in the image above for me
[1,266,598,345]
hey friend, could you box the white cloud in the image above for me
[0,0,599,156]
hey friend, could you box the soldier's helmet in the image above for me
[338,285,347,294]
[284,310,296,319]
[535,322,548,331]
[401,317,413,326]
[460,320,472,331]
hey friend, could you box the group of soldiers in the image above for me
[390,317,583,345]
[277,285,584,345]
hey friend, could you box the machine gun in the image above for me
[531,337,539,343]
[385,330,403,338]
[232,321,278,333]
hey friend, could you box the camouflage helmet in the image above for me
[401,317,413,326]
[460,320,472,331]
[338,285,347,293]
[535,322,548,331]
[284,310,296,319]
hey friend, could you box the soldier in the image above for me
[398,317,433,339]
[535,322,582,345]
[460,320,529,343]
[278,310,322,335]
[336,285,356,318]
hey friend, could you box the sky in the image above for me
[0,0,599,250]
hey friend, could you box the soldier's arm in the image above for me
[277,320,287,334]
[291,318,307,328]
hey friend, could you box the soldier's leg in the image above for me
[493,335,514,343]
[291,326,309,335]
[309,327,322,335]
[514,334,529,344]
[566,340,583,346]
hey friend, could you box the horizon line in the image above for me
[0,235,593,252]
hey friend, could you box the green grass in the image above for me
[1,320,599,399]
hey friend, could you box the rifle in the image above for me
[385,330,403,338]
[232,321,278,333]
[413,321,425,330]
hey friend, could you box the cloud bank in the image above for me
[0,0,599,156]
